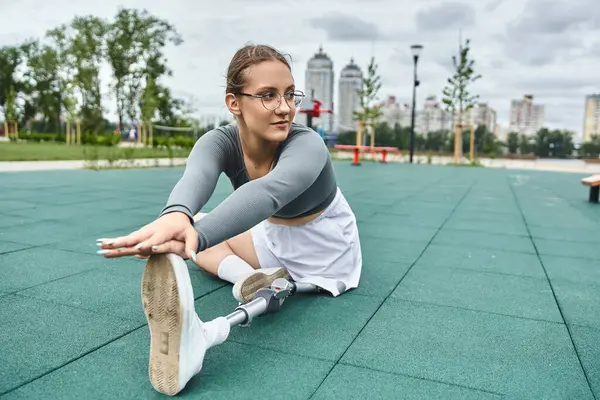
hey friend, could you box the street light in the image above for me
[409,44,423,164]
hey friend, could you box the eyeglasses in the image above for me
[237,90,305,110]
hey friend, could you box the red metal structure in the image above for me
[298,97,333,129]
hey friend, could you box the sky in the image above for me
[1,0,598,139]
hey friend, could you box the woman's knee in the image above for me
[193,241,234,276]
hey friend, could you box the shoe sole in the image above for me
[141,254,182,396]
[239,268,289,303]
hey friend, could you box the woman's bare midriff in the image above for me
[267,208,325,226]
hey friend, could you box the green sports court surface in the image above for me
[0,161,598,399]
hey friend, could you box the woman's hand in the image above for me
[132,239,191,262]
[97,212,198,261]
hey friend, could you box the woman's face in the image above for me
[229,60,300,143]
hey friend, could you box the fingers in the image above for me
[183,227,199,263]
[97,246,144,258]
[97,239,188,259]
[97,228,151,250]
[146,240,187,257]
[133,230,175,253]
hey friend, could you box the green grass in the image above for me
[0,142,190,161]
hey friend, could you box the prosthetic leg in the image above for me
[226,279,319,327]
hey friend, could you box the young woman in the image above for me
[97,44,362,396]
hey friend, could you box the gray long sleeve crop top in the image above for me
[159,122,338,252]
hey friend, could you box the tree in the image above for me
[353,56,382,146]
[21,40,65,132]
[105,8,182,131]
[0,46,23,114]
[442,38,482,161]
[579,135,600,158]
[534,128,574,158]
[67,15,108,133]
[507,132,519,154]
[0,8,187,136]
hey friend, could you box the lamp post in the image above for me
[409,44,423,163]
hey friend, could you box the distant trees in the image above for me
[333,123,600,160]
[0,7,193,134]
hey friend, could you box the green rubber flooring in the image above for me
[0,161,599,399]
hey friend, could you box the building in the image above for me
[378,95,452,134]
[509,94,544,136]
[475,103,497,133]
[461,103,497,133]
[418,95,452,134]
[583,94,600,142]
[336,58,363,132]
[378,95,410,128]
[301,46,335,134]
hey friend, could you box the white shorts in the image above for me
[250,187,362,297]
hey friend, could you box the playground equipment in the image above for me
[3,120,18,139]
[298,91,333,130]
[582,174,600,203]
[334,120,401,165]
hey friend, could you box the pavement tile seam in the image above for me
[383,297,565,326]
[439,226,529,238]
[10,292,141,324]
[305,177,478,399]
[535,252,600,263]
[0,324,147,397]
[507,176,598,397]
[0,243,40,256]
[335,361,505,398]
[4,267,97,295]
[445,266,550,281]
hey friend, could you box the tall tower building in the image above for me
[337,58,363,132]
[583,94,600,142]
[303,46,334,133]
[509,94,544,136]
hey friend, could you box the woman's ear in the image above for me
[225,93,241,116]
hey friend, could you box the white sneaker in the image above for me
[232,267,289,303]
[141,253,230,396]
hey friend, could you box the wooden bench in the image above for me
[581,175,600,203]
[334,144,401,165]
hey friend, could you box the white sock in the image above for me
[217,254,255,284]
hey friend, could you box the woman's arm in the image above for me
[159,128,230,222]
[193,127,329,251]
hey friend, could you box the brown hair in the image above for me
[226,43,292,93]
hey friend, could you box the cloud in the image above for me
[499,0,600,66]
[309,14,385,41]
[415,2,477,32]
[484,0,505,12]
[508,0,600,35]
